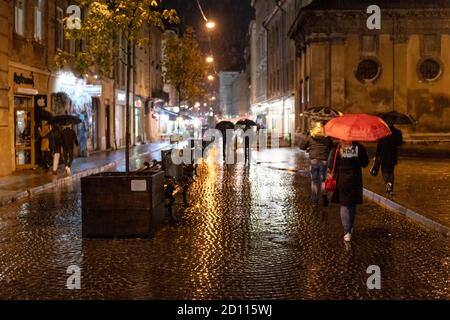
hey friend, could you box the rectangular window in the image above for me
[300,80,304,104]
[69,39,76,53]
[56,7,64,50]
[15,0,25,36]
[423,34,440,56]
[34,0,43,41]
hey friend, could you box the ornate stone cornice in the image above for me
[293,8,450,41]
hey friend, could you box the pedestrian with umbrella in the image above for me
[49,124,62,175]
[324,114,391,242]
[215,121,235,162]
[371,111,412,196]
[52,115,81,174]
[235,119,257,164]
[299,120,333,207]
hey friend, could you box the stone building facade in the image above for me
[250,0,308,139]
[289,0,450,137]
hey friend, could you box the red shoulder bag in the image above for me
[324,147,339,193]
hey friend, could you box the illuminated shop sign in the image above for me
[14,72,35,86]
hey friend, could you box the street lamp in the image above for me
[207,75,214,81]
[206,21,216,30]
[206,56,214,63]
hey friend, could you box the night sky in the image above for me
[163,0,254,72]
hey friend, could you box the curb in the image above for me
[0,145,168,208]
[364,188,450,237]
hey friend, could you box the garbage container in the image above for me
[81,171,165,238]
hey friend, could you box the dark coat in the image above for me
[299,134,333,161]
[61,128,79,150]
[376,126,403,166]
[49,127,63,154]
[328,142,370,206]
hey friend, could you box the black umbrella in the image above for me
[215,121,235,131]
[50,115,82,125]
[235,119,257,128]
[302,106,342,120]
[375,111,416,125]
[35,109,54,122]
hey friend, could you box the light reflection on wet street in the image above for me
[0,148,449,299]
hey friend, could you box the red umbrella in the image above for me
[324,114,391,142]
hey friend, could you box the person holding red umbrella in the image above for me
[325,114,391,242]
[327,140,369,242]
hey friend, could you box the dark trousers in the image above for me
[381,164,395,186]
[41,151,51,169]
[244,137,251,163]
[63,148,74,167]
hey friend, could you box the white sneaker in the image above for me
[344,232,352,242]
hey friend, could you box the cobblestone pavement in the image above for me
[363,157,450,228]
[0,148,449,299]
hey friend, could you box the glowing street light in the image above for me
[207,75,214,81]
[206,21,216,30]
[206,56,214,63]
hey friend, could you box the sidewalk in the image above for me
[0,142,171,207]
[289,147,450,235]
[363,157,450,235]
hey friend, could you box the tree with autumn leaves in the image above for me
[162,27,209,110]
[56,0,179,172]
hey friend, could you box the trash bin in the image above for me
[81,171,165,238]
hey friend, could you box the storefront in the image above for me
[9,62,50,171]
[51,71,102,156]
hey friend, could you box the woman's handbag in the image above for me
[370,156,381,176]
[324,147,339,193]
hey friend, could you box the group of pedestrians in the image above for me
[38,123,79,175]
[300,122,403,242]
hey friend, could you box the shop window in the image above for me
[356,59,381,82]
[419,58,441,81]
[34,0,43,41]
[15,0,25,36]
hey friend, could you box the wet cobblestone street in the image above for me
[0,148,449,299]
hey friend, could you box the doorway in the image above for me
[14,96,35,169]
[92,97,100,151]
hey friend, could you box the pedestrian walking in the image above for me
[299,121,333,207]
[38,121,51,170]
[61,125,79,174]
[49,124,62,175]
[327,140,369,242]
[373,125,403,196]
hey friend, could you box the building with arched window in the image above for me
[289,0,450,144]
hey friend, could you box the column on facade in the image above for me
[392,35,409,114]
[0,0,11,175]
[330,34,346,112]
[307,34,328,108]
